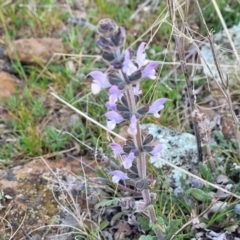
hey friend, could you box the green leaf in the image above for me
[100,220,110,230]
[94,198,119,210]
[95,166,108,178]
[165,219,182,239]
[199,163,215,183]
[150,217,166,232]
[189,188,212,202]
[110,211,126,226]
[139,235,156,240]
[137,216,151,232]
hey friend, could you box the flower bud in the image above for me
[111,59,123,69]
[121,112,132,120]
[98,19,118,37]
[150,192,157,202]
[97,37,114,52]
[120,197,136,211]
[143,145,154,153]
[123,144,136,154]
[116,103,129,112]
[137,105,150,115]
[143,134,154,145]
[102,51,115,62]
[111,26,126,47]
[108,71,124,86]
[128,69,142,82]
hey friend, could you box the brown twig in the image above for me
[167,0,203,163]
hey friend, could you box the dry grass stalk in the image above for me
[193,0,240,157]
[167,0,203,162]
[191,108,216,173]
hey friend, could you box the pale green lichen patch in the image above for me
[141,124,199,186]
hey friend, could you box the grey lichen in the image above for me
[141,124,199,186]
[200,22,240,84]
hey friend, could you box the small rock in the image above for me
[234,204,240,215]
[0,71,18,98]
[190,178,204,189]
[68,114,80,127]
[5,38,64,65]
[216,174,229,184]
[0,59,13,73]
[203,201,228,219]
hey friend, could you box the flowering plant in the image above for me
[87,19,167,239]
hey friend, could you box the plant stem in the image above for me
[124,82,164,240]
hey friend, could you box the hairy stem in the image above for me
[123,81,164,240]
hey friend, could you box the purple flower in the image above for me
[110,170,129,183]
[123,43,149,77]
[105,86,121,110]
[133,82,142,96]
[105,96,117,110]
[109,85,122,96]
[148,98,168,118]
[142,62,159,79]
[110,143,123,157]
[122,152,135,169]
[88,71,112,94]
[128,114,138,135]
[105,111,124,130]
[150,144,162,156]
[136,42,148,68]
[122,49,137,76]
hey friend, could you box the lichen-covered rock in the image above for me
[141,124,199,186]
[200,23,240,84]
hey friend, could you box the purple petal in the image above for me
[106,86,122,110]
[107,120,116,130]
[149,98,168,118]
[88,71,111,88]
[110,170,129,183]
[88,71,112,94]
[150,144,162,156]
[109,85,121,96]
[122,50,137,76]
[128,115,138,135]
[91,83,102,94]
[122,152,135,169]
[136,42,148,68]
[105,95,117,111]
[133,82,142,96]
[142,62,159,79]
[105,111,124,123]
[110,143,123,157]
[105,100,116,110]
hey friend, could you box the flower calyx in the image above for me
[119,197,136,211]
[123,138,139,157]
[135,176,155,191]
